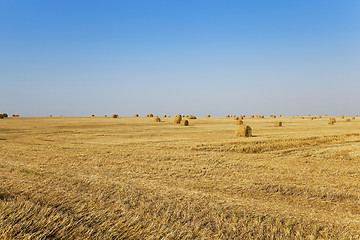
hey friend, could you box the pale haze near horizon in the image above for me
[1,1,360,117]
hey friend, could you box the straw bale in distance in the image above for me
[163,115,167,117]
[274,121,282,127]
[236,120,244,125]
[235,125,252,137]
[346,118,351,122]
[2,113,8,118]
[207,115,211,117]
[111,114,118,118]
[188,115,197,119]
[133,114,139,117]
[91,114,95,117]
[352,117,355,120]
[104,115,107,117]
[328,118,336,125]
[180,119,189,126]
[174,116,182,124]
[154,117,161,122]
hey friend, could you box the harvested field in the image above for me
[1,116,360,239]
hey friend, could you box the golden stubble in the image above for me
[0,116,360,239]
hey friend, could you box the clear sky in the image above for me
[1,1,360,117]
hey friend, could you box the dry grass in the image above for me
[1,116,360,239]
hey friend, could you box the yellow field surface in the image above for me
[1,116,360,239]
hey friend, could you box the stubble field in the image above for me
[1,115,360,239]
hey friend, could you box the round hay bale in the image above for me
[352,117,355,120]
[235,125,252,137]
[91,114,95,117]
[111,114,118,118]
[274,121,282,127]
[174,117,182,124]
[188,115,197,119]
[104,115,107,117]
[341,115,345,119]
[180,119,189,126]
[0,114,3,119]
[49,115,53,117]
[163,115,167,117]
[226,115,230,118]
[250,115,254,118]
[328,118,336,125]
[154,117,161,122]
[346,118,351,122]
[236,120,244,125]
[207,115,211,117]
[234,117,239,120]
[133,114,139,117]
[2,113,8,118]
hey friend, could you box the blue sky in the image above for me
[1,1,360,116]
